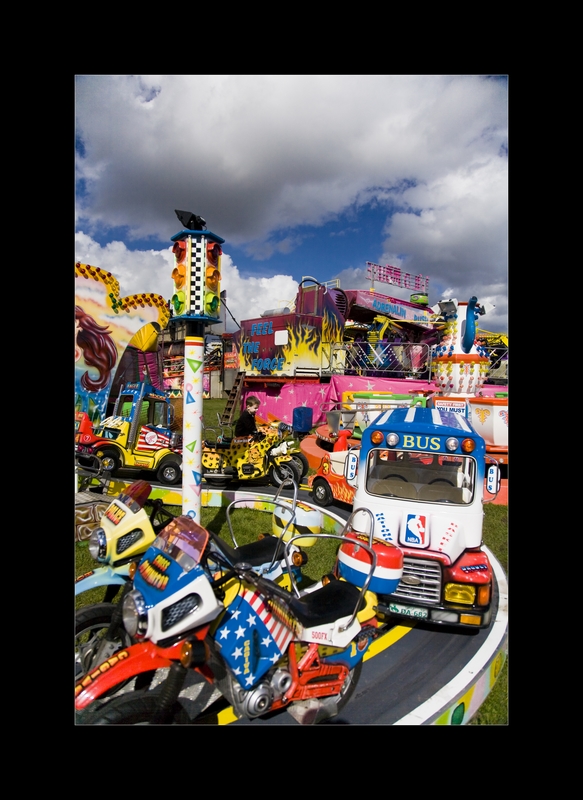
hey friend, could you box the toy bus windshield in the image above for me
[365,449,476,504]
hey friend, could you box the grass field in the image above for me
[76,395,508,724]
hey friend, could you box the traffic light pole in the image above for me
[181,321,205,524]
[169,222,224,523]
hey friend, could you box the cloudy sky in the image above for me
[75,75,508,334]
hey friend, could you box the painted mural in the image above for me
[75,263,170,424]
[238,287,345,377]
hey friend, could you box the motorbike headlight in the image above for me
[123,589,148,638]
[89,528,107,562]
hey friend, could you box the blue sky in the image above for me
[75,75,508,333]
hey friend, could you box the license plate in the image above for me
[388,602,428,620]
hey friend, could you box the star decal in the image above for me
[232,646,243,659]
[246,614,257,626]
[261,636,272,647]
[219,627,230,640]
[235,625,246,639]
[231,608,241,619]
[245,673,256,686]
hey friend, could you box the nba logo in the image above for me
[405,514,427,546]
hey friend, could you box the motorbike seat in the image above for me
[204,440,232,450]
[238,570,362,630]
[208,531,285,568]
[286,580,362,628]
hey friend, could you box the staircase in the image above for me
[221,371,245,425]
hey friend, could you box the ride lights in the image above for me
[445,437,459,452]
[89,528,107,562]
[292,550,308,567]
[179,639,207,668]
[444,583,476,605]
[123,589,148,639]
[386,432,400,447]
[459,614,482,626]
[477,584,491,605]
[461,438,476,453]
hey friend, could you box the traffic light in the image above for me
[204,240,222,319]
[170,238,190,315]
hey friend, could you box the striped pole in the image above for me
[181,333,205,521]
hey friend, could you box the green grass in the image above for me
[468,503,508,725]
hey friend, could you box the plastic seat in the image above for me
[370,479,418,500]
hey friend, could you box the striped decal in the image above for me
[376,409,395,426]
[405,407,417,423]
[454,414,472,432]
[338,550,402,582]
[242,588,294,652]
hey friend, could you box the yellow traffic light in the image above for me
[204,240,222,318]
[171,238,190,315]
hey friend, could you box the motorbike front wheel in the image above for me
[333,660,362,714]
[268,460,301,488]
[79,689,191,725]
[75,603,133,689]
[290,452,309,479]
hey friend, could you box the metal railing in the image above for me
[326,341,433,379]
[324,341,508,383]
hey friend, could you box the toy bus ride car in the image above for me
[346,406,500,629]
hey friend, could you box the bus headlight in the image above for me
[444,583,476,605]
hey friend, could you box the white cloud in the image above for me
[76,75,507,245]
[75,232,174,298]
[75,75,507,333]
[75,233,298,333]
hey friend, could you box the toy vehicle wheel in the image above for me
[97,449,121,473]
[156,459,181,485]
[333,660,362,714]
[290,452,309,479]
[75,603,133,692]
[269,460,301,488]
[205,476,230,488]
[311,478,333,507]
[78,689,191,725]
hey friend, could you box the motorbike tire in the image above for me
[75,603,133,690]
[333,659,362,714]
[268,460,301,488]
[204,475,230,488]
[290,452,309,479]
[80,689,191,725]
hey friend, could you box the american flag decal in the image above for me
[215,587,294,689]
[137,427,171,452]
